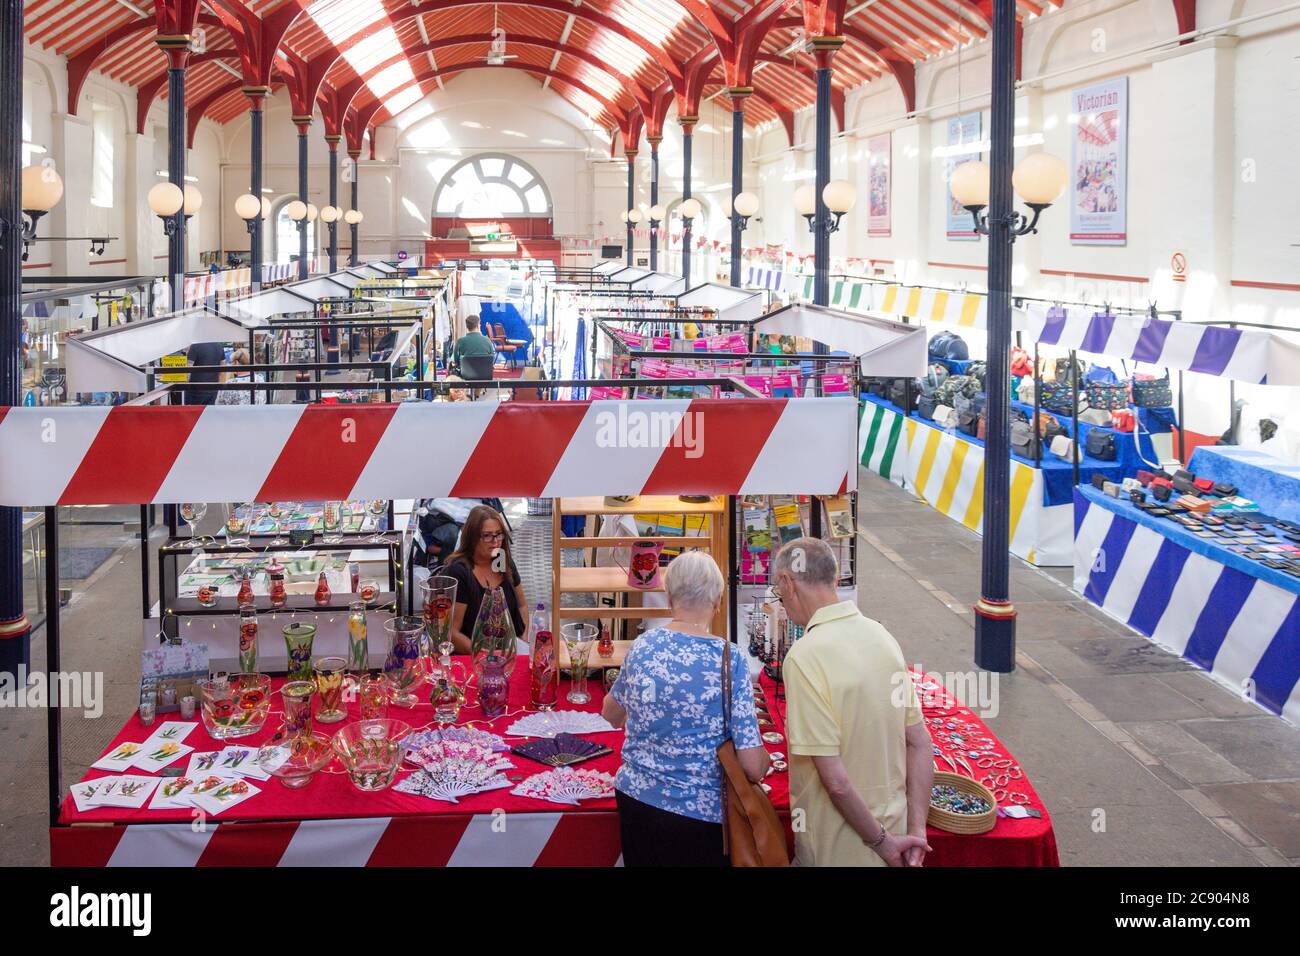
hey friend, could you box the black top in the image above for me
[184,341,227,405]
[444,557,525,640]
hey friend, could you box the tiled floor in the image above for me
[1,474,1297,866]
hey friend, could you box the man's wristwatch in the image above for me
[865,827,888,849]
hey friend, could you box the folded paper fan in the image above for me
[512,733,612,768]
[511,767,616,805]
[505,711,617,739]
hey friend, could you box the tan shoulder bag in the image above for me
[717,641,790,867]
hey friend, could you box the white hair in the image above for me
[774,537,839,587]
[663,550,724,611]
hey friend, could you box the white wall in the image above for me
[743,0,1300,440]
[22,42,225,279]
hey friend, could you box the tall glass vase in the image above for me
[419,575,458,658]
[382,616,427,708]
[561,623,598,705]
[470,586,517,707]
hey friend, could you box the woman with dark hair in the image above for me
[443,504,527,654]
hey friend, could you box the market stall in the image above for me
[1073,446,1300,723]
[0,396,1060,866]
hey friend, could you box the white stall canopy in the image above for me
[66,309,256,393]
[593,261,625,276]
[677,283,766,324]
[631,272,687,296]
[755,303,928,378]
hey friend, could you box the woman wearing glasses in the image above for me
[443,504,528,654]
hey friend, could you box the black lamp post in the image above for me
[950,0,1068,672]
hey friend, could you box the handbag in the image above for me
[1040,380,1083,415]
[1054,357,1085,387]
[1049,434,1075,459]
[917,383,939,421]
[888,379,914,412]
[1086,379,1130,411]
[1011,419,1037,459]
[933,404,956,428]
[1010,346,1033,378]
[718,641,788,867]
[1078,407,1113,427]
[1132,372,1173,407]
[1016,376,1035,405]
[1111,410,1136,433]
[1085,429,1117,461]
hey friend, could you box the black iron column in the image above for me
[326,134,340,273]
[348,148,361,266]
[648,136,661,272]
[680,116,696,282]
[809,38,843,306]
[159,36,192,311]
[0,0,30,680]
[294,114,312,279]
[727,87,751,288]
[625,148,637,267]
[245,87,269,289]
[974,0,1018,671]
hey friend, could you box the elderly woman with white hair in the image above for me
[603,550,768,866]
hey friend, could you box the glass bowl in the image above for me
[198,673,272,740]
[331,719,412,792]
[258,731,335,788]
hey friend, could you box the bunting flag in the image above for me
[1019,302,1300,385]
[1073,488,1299,723]
[0,398,857,506]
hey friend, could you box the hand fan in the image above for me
[506,711,617,739]
[512,733,612,767]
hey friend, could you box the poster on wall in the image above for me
[867,133,891,237]
[1069,77,1128,246]
[945,112,982,241]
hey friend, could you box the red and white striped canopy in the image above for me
[0,398,857,506]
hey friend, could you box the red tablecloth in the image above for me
[759,669,1060,867]
[53,659,1058,866]
[59,660,623,826]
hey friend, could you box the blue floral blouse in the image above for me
[610,628,762,823]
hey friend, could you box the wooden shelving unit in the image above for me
[551,495,729,651]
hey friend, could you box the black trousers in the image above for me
[616,790,728,867]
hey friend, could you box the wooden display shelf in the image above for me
[553,606,673,620]
[558,495,725,516]
[558,565,664,593]
[551,494,729,640]
[558,638,634,669]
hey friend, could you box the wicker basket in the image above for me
[928,771,997,835]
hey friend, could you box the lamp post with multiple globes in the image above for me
[949,0,1070,673]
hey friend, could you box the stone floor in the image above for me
[1,473,1297,866]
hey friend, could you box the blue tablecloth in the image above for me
[1188,446,1300,525]
[1010,400,1161,481]
[860,393,1127,506]
[1076,484,1300,596]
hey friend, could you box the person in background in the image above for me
[216,348,264,405]
[451,313,495,373]
[442,504,526,654]
[603,551,768,866]
[773,537,933,867]
[184,341,226,405]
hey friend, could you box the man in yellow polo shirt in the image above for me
[773,538,933,867]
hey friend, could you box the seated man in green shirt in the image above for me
[451,314,495,373]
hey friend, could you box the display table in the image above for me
[759,671,1059,867]
[858,395,1079,565]
[54,658,1058,866]
[1073,485,1300,723]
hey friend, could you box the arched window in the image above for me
[433,154,552,218]
[273,199,315,266]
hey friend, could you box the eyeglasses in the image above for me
[481,531,506,542]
